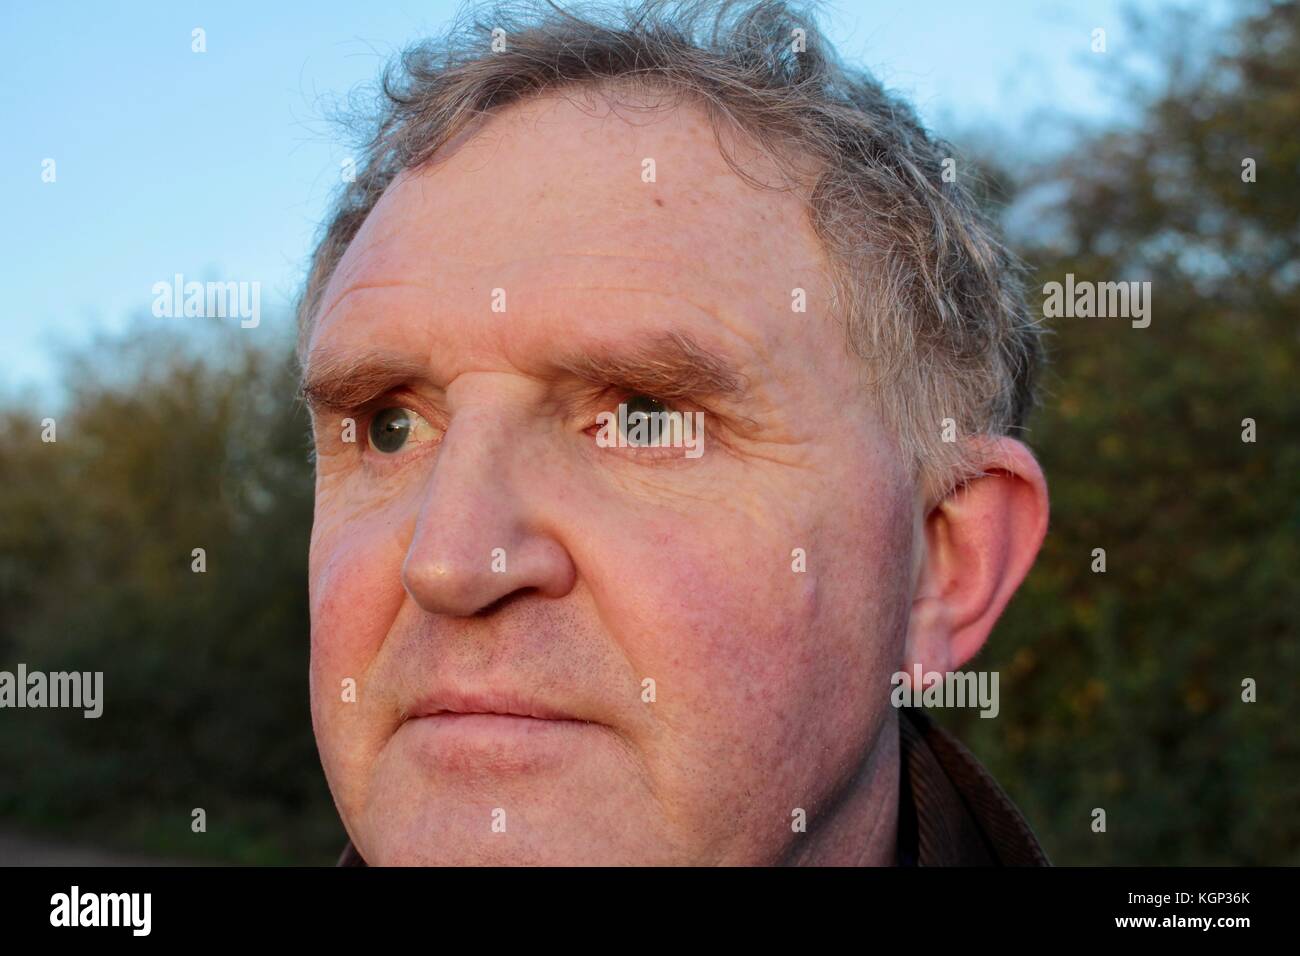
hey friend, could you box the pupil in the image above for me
[370,408,411,453]
[623,395,665,445]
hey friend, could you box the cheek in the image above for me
[593,506,829,748]
[308,499,409,717]
[589,469,913,790]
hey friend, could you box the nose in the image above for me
[401,406,577,617]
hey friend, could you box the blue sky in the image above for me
[0,0,1193,397]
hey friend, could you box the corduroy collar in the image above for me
[895,707,1049,865]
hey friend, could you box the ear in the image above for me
[903,437,1049,680]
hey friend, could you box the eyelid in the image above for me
[363,388,446,428]
[591,386,695,414]
[583,389,695,430]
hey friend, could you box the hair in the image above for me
[296,0,1043,500]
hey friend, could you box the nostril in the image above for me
[475,588,538,618]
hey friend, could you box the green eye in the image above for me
[622,394,667,445]
[369,407,413,454]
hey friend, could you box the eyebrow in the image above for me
[556,330,747,402]
[299,349,430,413]
[300,330,748,414]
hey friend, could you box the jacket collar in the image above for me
[336,708,1048,867]
[897,707,1049,865]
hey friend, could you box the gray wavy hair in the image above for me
[297,0,1043,500]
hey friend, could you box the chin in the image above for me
[359,811,665,867]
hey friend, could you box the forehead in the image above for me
[310,88,832,370]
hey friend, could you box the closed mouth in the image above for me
[404,690,590,725]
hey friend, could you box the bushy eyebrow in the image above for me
[556,330,747,402]
[299,330,748,414]
[299,349,430,413]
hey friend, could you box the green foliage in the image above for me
[0,328,340,864]
[945,0,1300,864]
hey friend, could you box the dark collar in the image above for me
[896,707,1049,865]
[336,708,1049,867]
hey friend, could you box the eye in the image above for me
[588,392,706,460]
[367,406,439,455]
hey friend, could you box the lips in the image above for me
[397,688,602,774]
[405,689,587,724]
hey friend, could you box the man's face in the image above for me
[305,90,917,865]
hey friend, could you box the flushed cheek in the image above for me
[606,521,828,762]
[596,493,894,851]
[308,491,412,645]
[308,506,409,770]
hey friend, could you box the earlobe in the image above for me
[903,438,1049,679]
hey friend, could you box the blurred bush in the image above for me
[946,0,1299,864]
[0,327,340,864]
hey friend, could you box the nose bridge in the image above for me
[401,388,574,616]
[428,376,536,524]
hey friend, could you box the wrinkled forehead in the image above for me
[311,88,830,345]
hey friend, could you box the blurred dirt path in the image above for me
[0,828,202,866]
